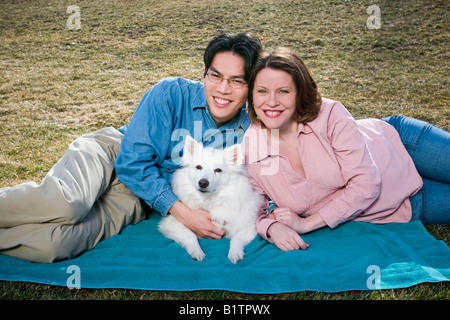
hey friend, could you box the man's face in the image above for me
[203,51,248,126]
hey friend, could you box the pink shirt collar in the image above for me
[245,122,312,163]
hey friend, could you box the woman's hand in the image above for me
[266,222,309,252]
[272,207,308,233]
[273,207,327,234]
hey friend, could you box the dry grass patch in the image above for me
[0,0,448,299]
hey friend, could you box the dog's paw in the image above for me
[228,248,244,264]
[188,248,206,261]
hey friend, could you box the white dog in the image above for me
[158,135,261,264]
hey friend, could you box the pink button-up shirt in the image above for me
[242,98,423,240]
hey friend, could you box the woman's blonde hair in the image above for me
[247,47,322,125]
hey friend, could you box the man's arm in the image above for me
[115,79,224,238]
[115,82,179,215]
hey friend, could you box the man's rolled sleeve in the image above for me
[153,189,180,216]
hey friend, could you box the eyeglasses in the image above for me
[206,72,247,89]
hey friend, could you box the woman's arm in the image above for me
[272,208,326,234]
[314,102,382,229]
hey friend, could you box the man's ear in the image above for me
[225,143,243,167]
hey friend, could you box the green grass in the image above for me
[0,0,449,300]
[1,280,450,300]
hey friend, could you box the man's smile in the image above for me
[214,97,232,107]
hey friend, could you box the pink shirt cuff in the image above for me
[256,217,278,241]
[317,208,344,229]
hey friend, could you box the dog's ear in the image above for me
[225,144,243,167]
[182,135,202,164]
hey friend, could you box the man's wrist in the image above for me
[169,201,189,221]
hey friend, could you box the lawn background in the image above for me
[0,0,448,299]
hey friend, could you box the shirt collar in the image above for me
[192,85,208,110]
[246,122,313,163]
[245,124,280,163]
[297,122,313,135]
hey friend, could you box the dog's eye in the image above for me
[214,168,222,174]
[196,165,202,170]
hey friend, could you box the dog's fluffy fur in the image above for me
[158,135,261,264]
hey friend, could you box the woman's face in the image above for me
[252,68,298,133]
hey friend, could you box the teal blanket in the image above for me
[0,214,449,293]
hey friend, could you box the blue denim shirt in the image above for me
[115,77,250,215]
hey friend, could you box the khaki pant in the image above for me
[0,127,147,262]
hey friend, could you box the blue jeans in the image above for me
[382,116,450,225]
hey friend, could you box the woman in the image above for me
[242,47,450,252]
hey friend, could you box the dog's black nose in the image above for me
[198,179,209,189]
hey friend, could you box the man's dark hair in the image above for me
[203,32,262,82]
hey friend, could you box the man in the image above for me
[0,32,262,263]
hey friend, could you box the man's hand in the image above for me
[169,201,225,239]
